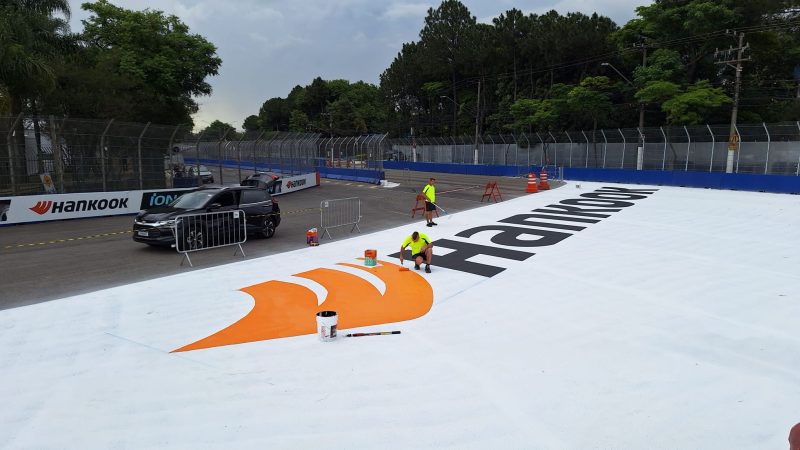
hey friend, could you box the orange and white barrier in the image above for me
[526,173,538,193]
[538,169,550,190]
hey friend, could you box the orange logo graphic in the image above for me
[173,259,433,352]
[30,201,52,215]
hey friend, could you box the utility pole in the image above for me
[473,79,481,165]
[715,30,750,174]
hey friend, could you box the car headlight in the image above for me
[152,219,176,227]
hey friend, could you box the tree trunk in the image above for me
[451,70,458,135]
[9,94,26,177]
[32,101,44,174]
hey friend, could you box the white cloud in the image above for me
[66,0,643,131]
[382,2,432,20]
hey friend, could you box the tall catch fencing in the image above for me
[385,122,800,176]
[0,115,387,196]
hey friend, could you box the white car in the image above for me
[187,165,214,184]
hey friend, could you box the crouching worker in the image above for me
[399,231,433,273]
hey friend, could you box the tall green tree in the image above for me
[419,0,477,132]
[200,120,237,139]
[43,0,221,125]
[258,97,290,131]
[0,0,71,116]
[242,115,260,132]
[567,76,614,166]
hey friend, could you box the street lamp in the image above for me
[601,62,645,170]
[440,94,480,165]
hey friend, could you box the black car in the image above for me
[133,186,280,247]
[240,172,282,194]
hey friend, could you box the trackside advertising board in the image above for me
[0,188,194,225]
[270,172,320,196]
[0,172,319,225]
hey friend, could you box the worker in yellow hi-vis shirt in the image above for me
[422,177,437,227]
[399,231,433,273]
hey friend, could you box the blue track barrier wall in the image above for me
[564,168,800,194]
[384,161,524,176]
[186,158,384,185]
[317,167,385,184]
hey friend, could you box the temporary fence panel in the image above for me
[320,197,362,240]
[174,210,247,267]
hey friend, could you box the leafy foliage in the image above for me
[35,0,221,126]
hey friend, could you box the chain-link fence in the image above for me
[0,115,387,196]
[386,122,800,175]
[4,115,799,197]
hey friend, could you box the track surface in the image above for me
[0,169,556,310]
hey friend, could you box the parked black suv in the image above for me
[132,186,280,247]
[240,172,282,194]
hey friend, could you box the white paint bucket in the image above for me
[316,311,338,341]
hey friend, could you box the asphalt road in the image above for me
[0,169,560,310]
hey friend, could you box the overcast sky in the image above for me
[66,0,646,130]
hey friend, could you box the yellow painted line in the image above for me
[4,231,133,249]
[3,208,318,250]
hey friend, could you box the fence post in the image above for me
[763,122,771,174]
[707,124,715,172]
[193,131,204,188]
[601,129,607,168]
[535,132,543,166]
[548,131,557,166]
[521,133,530,168]
[252,131,266,173]
[734,124,741,173]
[636,127,645,170]
[236,133,246,181]
[567,131,573,168]
[619,129,626,169]
[218,129,230,185]
[660,126,667,171]
[684,125,691,171]
[581,130,589,168]
[99,118,114,192]
[168,125,181,153]
[796,121,800,176]
[137,122,151,190]
[49,115,64,193]
[5,113,23,195]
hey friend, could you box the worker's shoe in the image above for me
[425,265,431,273]
[414,264,420,270]
[430,222,438,226]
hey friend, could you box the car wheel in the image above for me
[260,217,276,239]
[182,224,206,250]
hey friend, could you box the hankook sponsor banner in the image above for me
[0,188,195,225]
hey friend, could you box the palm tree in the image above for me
[0,0,71,115]
[0,0,71,182]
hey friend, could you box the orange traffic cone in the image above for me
[526,173,538,193]
[538,169,550,190]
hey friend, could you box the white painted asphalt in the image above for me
[1,182,799,448]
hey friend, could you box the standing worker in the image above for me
[399,231,434,273]
[422,177,437,227]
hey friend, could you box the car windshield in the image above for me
[198,165,209,173]
[169,191,217,209]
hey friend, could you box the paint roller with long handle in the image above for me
[345,331,401,337]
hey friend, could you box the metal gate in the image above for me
[175,210,247,266]
[320,197,361,239]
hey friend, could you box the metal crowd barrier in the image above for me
[175,210,247,267]
[320,197,361,239]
